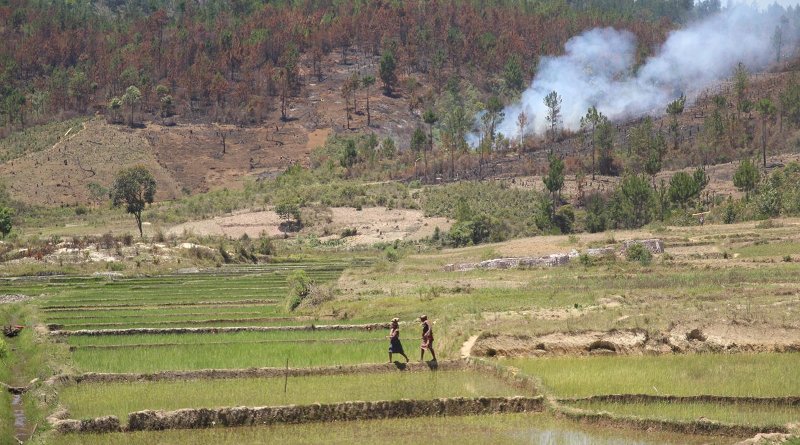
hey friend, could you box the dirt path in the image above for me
[460,335,479,358]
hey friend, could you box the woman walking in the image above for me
[388,318,409,363]
[419,314,436,362]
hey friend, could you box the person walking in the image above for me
[419,314,436,361]
[387,318,409,363]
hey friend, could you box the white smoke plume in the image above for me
[495,5,788,140]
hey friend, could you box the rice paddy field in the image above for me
[60,371,527,422]
[501,354,800,398]
[46,413,730,445]
[565,400,800,428]
[2,220,800,444]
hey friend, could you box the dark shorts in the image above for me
[421,338,434,350]
[389,338,405,354]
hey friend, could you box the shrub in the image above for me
[385,246,400,262]
[121,233,134,246]
[257,232,274,256]
[218,244,232,263]
[733,158,759,199]
[584,193,607,233]
[756,179,781,217]
[301,284,335,308]
[723,199,737,224]
[578,253,593,267]
[609,175,654,229]
[286,270,312,311]
[553,205,575,234]
[341,227,358,238]
[626,243,652,266]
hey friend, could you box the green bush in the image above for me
[723,199,737,224]
[609,175,654,229]
[340,228,358,238]
[584,193,607,233]
[578,253,593,267]
[626,243,652,266]
[553,205,575,234]
[257,232,274,256]
[286,270,312,311]
[385,246,400,262]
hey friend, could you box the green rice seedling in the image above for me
[65,329,384,347]
[60,371,525,422]
[70,339,406,373]
[47,412,726,445]
[568,400,800,427]
[734,241,800,258]
[503,353,800,397]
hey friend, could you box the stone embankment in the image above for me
[52,397,545,433]
[443,239,662,272]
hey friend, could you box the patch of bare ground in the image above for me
[481,296,625,323]
[167,206,451,244]
[471,325,800,358]
[0,118,183,206]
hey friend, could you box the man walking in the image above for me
[419,314,436,362]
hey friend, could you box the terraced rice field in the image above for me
[68,335,386,372]
[501,354,800,398]
[47,413,727,445]
[13,262,395,372]
[60,371,526,423]
[566,400,800,428]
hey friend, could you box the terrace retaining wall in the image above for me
[51,416,122,433]
[126,397,544,431]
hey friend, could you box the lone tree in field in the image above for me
[112,166,156,237]
[0,206,12,238]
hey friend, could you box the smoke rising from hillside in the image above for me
[495,5,787,140]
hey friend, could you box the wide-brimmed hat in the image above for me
[391,317,399,323]
[419,314,427,321]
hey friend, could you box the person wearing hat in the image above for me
[387,318,409,363]
[419,315,436,361]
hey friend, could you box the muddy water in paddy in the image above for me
[514,427,727,445]
[12,393,27,441]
